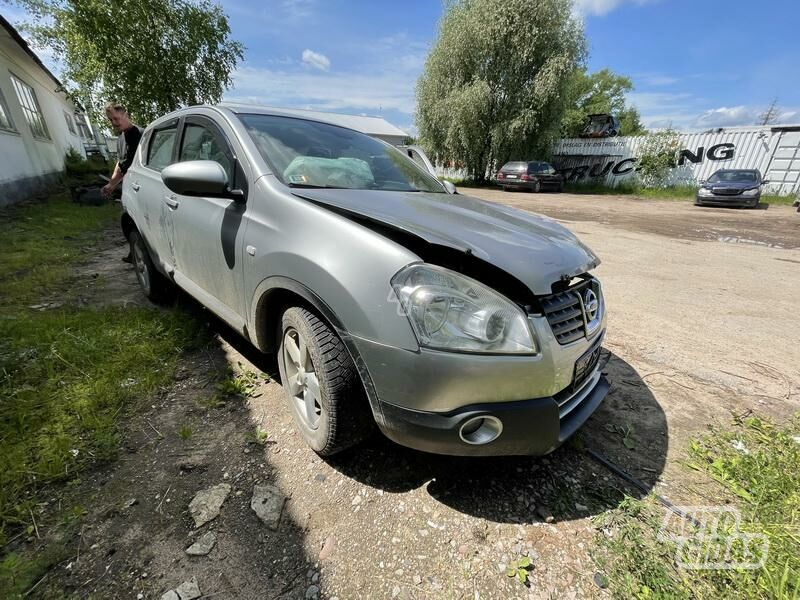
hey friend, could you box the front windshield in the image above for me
[708,171,757,183]
[239,114,445,193]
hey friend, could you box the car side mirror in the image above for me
[442,180,458,194]
[699,180,706,185]
[161,160,231,197]
[761,180,770,185]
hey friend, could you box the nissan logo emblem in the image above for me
[584,289,599,321]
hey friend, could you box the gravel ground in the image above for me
[37,191,800,599]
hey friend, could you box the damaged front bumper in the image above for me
[376,369,609,456]
[351,316,608,456]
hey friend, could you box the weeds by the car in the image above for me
[215,364,262,400]
[594,413,800,598]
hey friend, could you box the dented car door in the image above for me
[166,115,250,330]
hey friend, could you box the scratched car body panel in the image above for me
[121,103,609,457]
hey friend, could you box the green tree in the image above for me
[416,0,586,182]
[561,68,646,137]
[16,0,244,125]
[618,106,646,137]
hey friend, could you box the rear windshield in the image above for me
[708,171,758,183]
[501,162,527,172]
[238,114,445,193]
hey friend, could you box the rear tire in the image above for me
[277,306,372,456]
[532,180,541,193]
[128,229,174,303]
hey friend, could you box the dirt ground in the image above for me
[33,192,800,599]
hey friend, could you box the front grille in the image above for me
[540,289,586,344]
[712,187,742,196]
[539,278,603,345]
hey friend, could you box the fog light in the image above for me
[459,415,503,445]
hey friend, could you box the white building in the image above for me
[552,125,800,195]
[0,14,103,206]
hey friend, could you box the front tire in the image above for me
[128,229,174,303]
[277,307,372,456]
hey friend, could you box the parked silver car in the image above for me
[121,104,609,457]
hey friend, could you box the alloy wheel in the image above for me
[282,327,322,430]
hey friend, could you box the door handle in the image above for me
[164,195,179,209]
[131,183,140,192]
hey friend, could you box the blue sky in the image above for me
[4,0,799,133]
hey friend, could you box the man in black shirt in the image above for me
[102,103,142,261]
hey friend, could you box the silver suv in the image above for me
[122,104,608,457]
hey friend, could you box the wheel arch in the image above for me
[251,277,386,427]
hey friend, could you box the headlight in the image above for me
[698,188,713,197]
[391,264,538,354]
[742,187,760,196]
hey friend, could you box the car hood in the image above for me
[705,181,758,189]
[292,188,600,295]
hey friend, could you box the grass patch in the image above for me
[565,182,698,200]
[215,364,264,401]
[564,182,797,205]
[0,194,117,307]
[0,192,210,596]
[594,413,800,598]
[594,496,696,598]
[0,308,207,532]
[761,194,797,206]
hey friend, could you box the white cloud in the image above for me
[301,49,330,71]
[228,64,416,115]
[228,31,428,122]
[637,74,679,86]
[627,90,698,129]
[281,0,316,19]
[782,110,798,122]
[692,106,756,128]
[573,0,657,16]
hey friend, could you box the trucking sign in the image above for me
[551,126,800,194]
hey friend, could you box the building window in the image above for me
[75,113,92,139]
[64,111,76,134]
[10,74,50,139]
[0,87,15,132]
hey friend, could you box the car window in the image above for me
[239,114,445,193]
[529,163,556,175]
[147,126,177,171]
[179,122,233,182]
[708,171,757,183]
[502,162,527,172]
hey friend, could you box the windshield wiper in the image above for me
[286,183,347,189]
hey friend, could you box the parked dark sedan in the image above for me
[695,169,768,208]
[497,161,564,193]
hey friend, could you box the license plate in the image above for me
[505,174,517,179]
[572,343,602,391]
